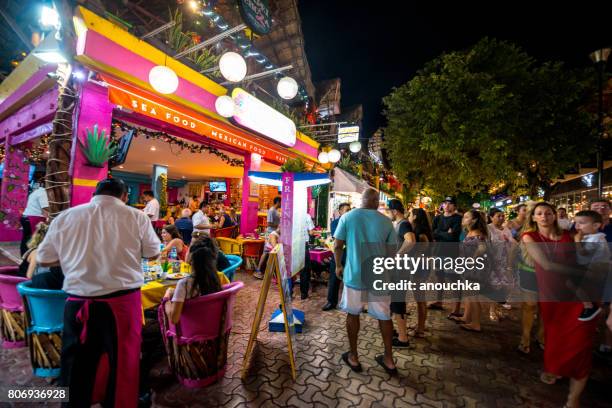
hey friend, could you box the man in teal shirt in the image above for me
[334,188,398,375]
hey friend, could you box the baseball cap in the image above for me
[444,196,457,204]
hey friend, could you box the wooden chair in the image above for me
[0,274,28,348]
[215,237,243,257]
[158,281,244,388]
[17,281,67,377]
[210,227,235,238]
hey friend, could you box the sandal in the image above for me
[409,329,426,338]
[539,372,560,385]
[459,324,482,333]
[517,343,530,354]
[428,303,445,310]
[447,313,464,322]
[375,354,398,376]
[341,351,362,372]
[536,340,545,350]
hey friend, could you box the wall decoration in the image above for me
[79,125,117,167]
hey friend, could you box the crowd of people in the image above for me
[330,188,612,408]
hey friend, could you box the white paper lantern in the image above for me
[277,76,299,100]
[318,151,329,164]
[215,95,235,118]
[349,141,362,153]
[219,52,247,82]
[328,149,341,163]
[148,66,179,94]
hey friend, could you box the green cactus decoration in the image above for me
[79,125,117,167]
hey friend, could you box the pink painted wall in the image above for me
[239,153,260,236]
[0,142,29,241]
[69,82,114,206]
[0,65,56,119]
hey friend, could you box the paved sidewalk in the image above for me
[1,271,611,407]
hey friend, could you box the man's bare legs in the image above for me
[379,319,396,368]
[346,313,360,365]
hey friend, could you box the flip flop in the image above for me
[375,354,398,376]
[341,351,362,372]
[428,303,445,310]
[517,343,530,354]
[459,324,482,333]
[540,372,561,385]
[447,313,464,322]
[409,329,426,338]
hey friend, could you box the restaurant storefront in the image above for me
[0,6,321,241]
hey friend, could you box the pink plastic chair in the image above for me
[0,266,19,276]
[0,274,28,348]
[158,281,244,388]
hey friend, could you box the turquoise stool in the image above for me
[17,281,67,378]
[221,255,242,282]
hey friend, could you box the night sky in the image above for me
[298,1,612,138]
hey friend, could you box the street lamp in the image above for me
[589,47,611,197]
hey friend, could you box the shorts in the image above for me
[339,286,391,320]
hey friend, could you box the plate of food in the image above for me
[166,273,186,280]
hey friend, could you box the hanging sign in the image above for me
[338,125,359,143]
[232,88,297,147]
[238,0,273,36]
[107,81,290,164]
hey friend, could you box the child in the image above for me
[253,230,280,279]
[573,210,610,322]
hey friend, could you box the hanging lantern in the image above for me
[277,76,299,99]
[349,141,362,153]
[328,149,341,163]
[219,52,247,82]
[215,95,235,118]
[318,151,329,164]
[148,66,179,94]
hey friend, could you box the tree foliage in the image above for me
[383,37,596,198]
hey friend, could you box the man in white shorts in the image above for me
[334,188,398,374]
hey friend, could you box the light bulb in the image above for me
[328,149,341,163]
[349,141,362,153]
[277,77,299,99]
[318,151,329,164]
[148,66,179,94]
[219,52,247,83]
[215,95,235,118]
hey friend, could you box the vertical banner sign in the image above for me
[280,173,294,275]
[242,246,297,380]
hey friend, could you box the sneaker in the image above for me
[253,271,264,280]
[578,307,601,322]
[392,337,410,349]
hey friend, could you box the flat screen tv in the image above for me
[109,129,135,167]
[209,181,227,192]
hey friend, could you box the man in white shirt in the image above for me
[299,213,316,299]
[20,175,49,255]
[192,202,211,236]
[37,178,160,407]
[557,207,571,230]
[142,190,160,221]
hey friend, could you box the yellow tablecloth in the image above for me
[140,272,231,310]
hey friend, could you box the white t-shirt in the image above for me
[577,232,610,266]
[303,214,315,241]
[22,187,49,217]
[143,198,160,221]
[36,195,161,297]
[192,210,211,234]
[558,218,571,230]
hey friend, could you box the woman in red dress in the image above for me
[521,202,599,408]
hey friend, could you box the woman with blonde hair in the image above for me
[19,222,63,289]
[521,202,598,408]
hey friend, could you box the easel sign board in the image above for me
[242,244,297,380]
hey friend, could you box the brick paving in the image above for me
[1,270,611,407]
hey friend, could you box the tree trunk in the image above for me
[45,0,78,219]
